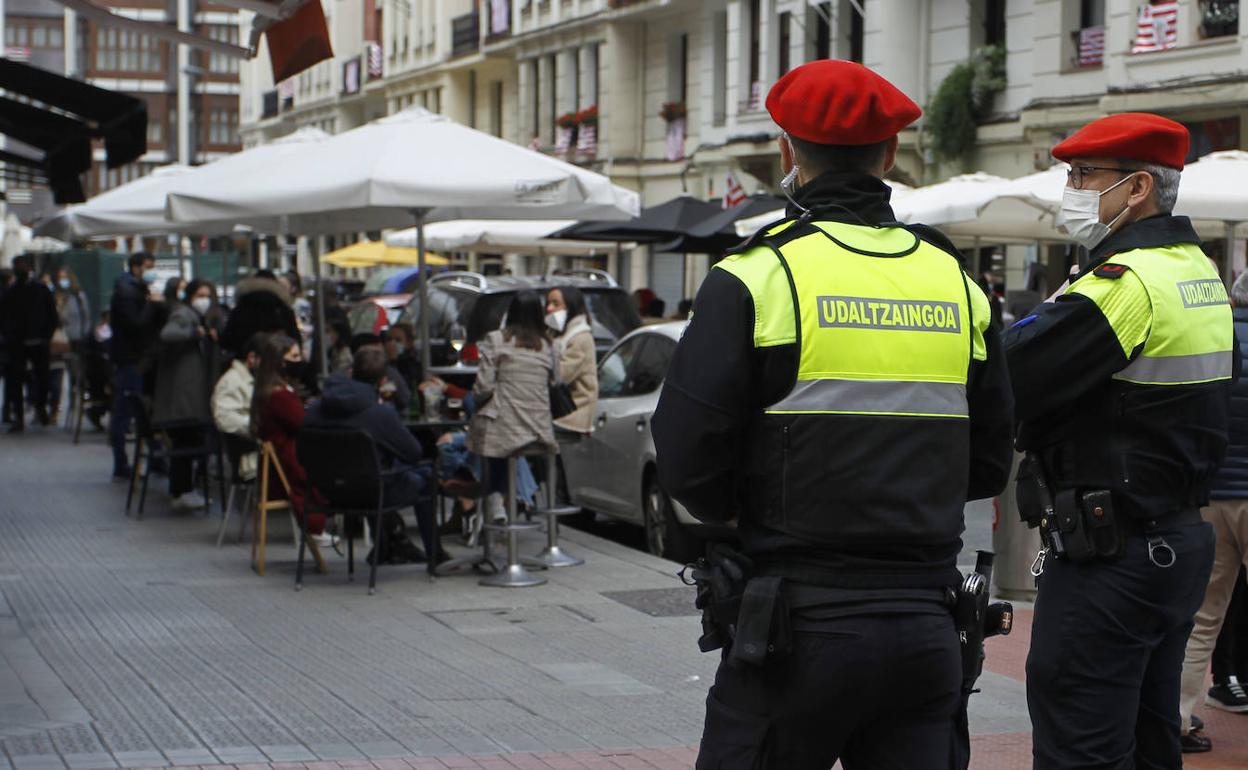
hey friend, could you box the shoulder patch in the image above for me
[1093,263,1130,279]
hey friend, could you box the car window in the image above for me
[584,290,642,342]
[629,336,674,395]
[398,287,474,339]
[598,335,648,398]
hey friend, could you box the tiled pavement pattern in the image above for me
[2,429,1246,768]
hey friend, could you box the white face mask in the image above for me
[545,309,568,332]
[1055,173,1135,250]
[191,296,212,315]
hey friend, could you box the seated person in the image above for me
[304,346,445,567]
[350,332,411,414]
[251,333,323,535]
[384,322,422,394]
[211,332,266,480]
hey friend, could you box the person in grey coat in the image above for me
[468,291,558,502]
[153,279,219,510]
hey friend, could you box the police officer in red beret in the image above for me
[652,60,1015,768]
[1004,113,1236,768]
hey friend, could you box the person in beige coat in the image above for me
[211,333,266,481]
[468,290,558,460]
[546,285,599,435]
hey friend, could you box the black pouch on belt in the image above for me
[1081,490,1121,558]
[1054,489,1097,563]
[727,577,791,668]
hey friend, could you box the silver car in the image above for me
[561,321,715,562]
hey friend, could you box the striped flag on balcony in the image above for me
[1132,2,1178,53]
[577,124,597,160]
[1078,25,1105,66]
[555,126,574,159]
[723,172,747,208]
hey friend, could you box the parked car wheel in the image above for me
[643,471,699,563]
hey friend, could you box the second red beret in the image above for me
[1052,113,1190,170]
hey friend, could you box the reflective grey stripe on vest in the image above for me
[765,378,969,417]
[1113,350,1234,384]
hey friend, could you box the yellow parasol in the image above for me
[321,239,449,267]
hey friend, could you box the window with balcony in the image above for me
[711,11,727,125]
[205,24,240,75]
[5,19,63,50]
[491,80,504,137]
[744,0,763,112]
[1199,1,1239,39]
[207,109,238,146]
[668,33,688,104]
[94,27,162,74]
[808,2,831,61]
[547,53,558,143]
[777,14,790,75]
[1068,0,1106,68]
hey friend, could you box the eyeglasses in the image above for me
[1066,164,1138,190]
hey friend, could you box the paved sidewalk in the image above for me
[0,429,1244,768]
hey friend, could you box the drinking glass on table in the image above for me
[423,379,446,421]
[448,322,467,367]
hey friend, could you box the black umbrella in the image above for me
[551,195,722,243]
[654,194,788,255]
[0,60,146,203]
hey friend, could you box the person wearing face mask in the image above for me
[153,279,220,510]
[108,252,157,479]
[53,268,91,421]
[545,285,597,436]
[652,61,1015,769]
[251,334,323,537]
[1003,113,1236,770]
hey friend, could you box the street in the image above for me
[0,428,1245,770]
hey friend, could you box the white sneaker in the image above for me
[172,491,207,510]
[311,532,337,548]
[486,492,507,523]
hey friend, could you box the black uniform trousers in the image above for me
[1027,521,1214,770]
[696,609,961,770]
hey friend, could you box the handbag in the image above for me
[550,381,575,419]
[548,344,575,419]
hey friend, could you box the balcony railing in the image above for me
[451,11,480,58]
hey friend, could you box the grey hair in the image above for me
[1137,162,1181,212]
[1231,271,1248,307]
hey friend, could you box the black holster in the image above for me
[726,577,791,668]
[683,544,753,654]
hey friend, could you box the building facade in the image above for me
[236,0,1247,299]
[3,0,244,227]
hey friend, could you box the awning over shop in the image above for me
[0,60,146,204]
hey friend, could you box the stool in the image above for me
[480,453,547,588]
[531,449,583,568]
[434,460,501,577]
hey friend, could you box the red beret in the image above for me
[766,60,921,145]
[1052,113,1190,170]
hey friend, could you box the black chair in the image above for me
[296,428,418,594]
[124,393,221,519]
[216,433,259,546]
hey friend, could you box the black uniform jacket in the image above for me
[1004,215,1238,517]
[652,172,1015,588]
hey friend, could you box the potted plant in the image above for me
[576,104,598,129]
[659,101,687,123]
[576,104,599,160]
